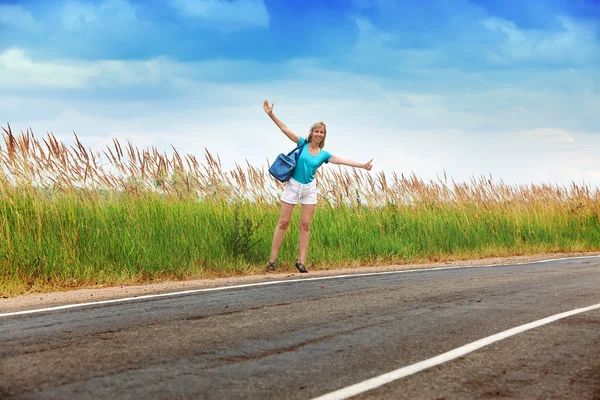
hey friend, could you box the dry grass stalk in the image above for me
[1,125,599,211]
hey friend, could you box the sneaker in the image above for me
[266,261,276,272]
[295,261,308,273]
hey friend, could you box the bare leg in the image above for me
[297,203,316,264]
[269,201,295,262]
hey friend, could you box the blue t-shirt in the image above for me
[291,137,332,184]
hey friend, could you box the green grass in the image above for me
[1,185,599,296]
[1,126,599,296]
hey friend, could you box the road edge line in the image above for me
[1,255,598,318]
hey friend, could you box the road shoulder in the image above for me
[2,251,599,313]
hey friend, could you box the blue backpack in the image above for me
[269,141,308,182]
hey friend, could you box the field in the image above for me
[1,124,599,296]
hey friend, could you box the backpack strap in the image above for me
[286,139,308,157]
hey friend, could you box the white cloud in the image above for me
[170,0,269,29]
[61,1,100,30]
[350,15,447,70]
[0,5,36,29]
[481,17,525,43]
[522,128,575,143]
[60,0,138,31]
[0,48,281,91]
[0,48,93,89]
[349,11,599,74]
[481,15,600,66]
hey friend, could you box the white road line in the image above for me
[312,302,600,400]
[0,255,598,318]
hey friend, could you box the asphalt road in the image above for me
[1,257,599,399]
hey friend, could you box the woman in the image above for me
[264,100,373,273]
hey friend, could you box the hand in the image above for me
[263,100,274,115]
[364,159,373,171]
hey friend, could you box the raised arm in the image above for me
[263,100,300,144]
[329,155,373,171]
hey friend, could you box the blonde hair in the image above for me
[307,121,327,149]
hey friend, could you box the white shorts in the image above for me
[281,178,318,205]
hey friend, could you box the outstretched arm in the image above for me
[329,155,373,171]
[263,100,300,144]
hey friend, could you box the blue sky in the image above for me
[1,0,599,186]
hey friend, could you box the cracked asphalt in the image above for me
[1,257,599,399]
